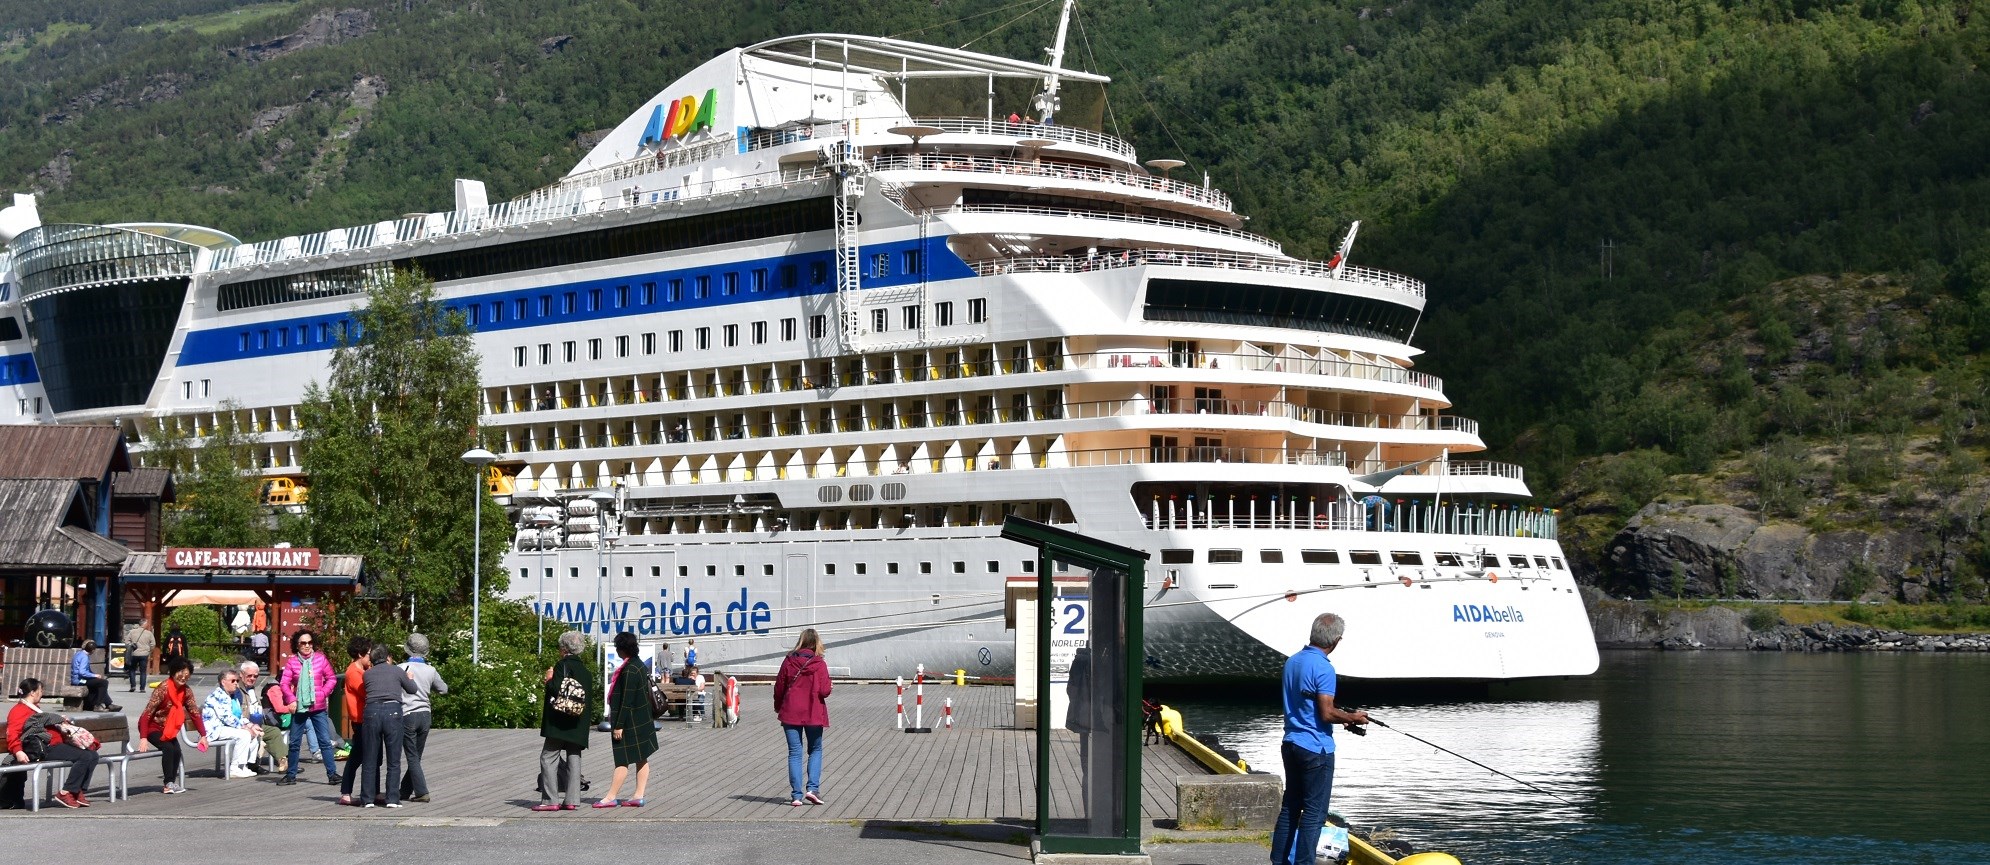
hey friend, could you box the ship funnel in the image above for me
[0,194,40,246]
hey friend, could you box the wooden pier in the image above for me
[29,684,1210,822]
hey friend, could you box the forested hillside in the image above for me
[6,0,1989,600]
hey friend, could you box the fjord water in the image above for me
[1160,652,1990,864]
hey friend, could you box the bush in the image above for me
[162,605,231,664]
[429,599,595,730]
[1745,606,1782,630]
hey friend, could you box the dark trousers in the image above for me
[359,704,404,805]
[127,658,150,692]
[1270,742,1336,865]
[79,676,111,709]
[340,720,365,795]
[145,732,183,785]
[400,711,432,798]
[46,742,99,794]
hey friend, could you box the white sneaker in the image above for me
[229,768,257,779]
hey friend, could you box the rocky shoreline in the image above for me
[1585,590,1990,652]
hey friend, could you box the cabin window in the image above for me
[1391,551,1424,566]
[1301,550,1340,564]
[1209,549,1243,564]
[1260,550,1284,564]
[1350,550,1383,565]
[1161,549,1194,564]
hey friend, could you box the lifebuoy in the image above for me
[723,675,741,724]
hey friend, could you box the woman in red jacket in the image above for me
[136,657,207,794]
[6,677,101,808]
[772,628,831,807]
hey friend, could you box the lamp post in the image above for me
[589,489,616,670]
[461,447,498,664]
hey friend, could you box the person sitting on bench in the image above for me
[670,665,707,718]
[72,640,119,712]
[6,677,101,809]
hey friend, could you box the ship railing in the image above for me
[929,204,1282,253]
[1074,349,1443,394]
[486,392,1476,441]
[893,116,1139,160]
[1143,500,1558,539]
[869,153,1232,212]
[968,252,1425,299]
[1345,459,1526,481]
[204,165,830,272]
[1058,446,1346,468]
[483,353,1444,420]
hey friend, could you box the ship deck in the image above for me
[38,683,1210,823]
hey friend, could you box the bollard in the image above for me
[955,668,966,687]
[895,676,905,729]
[943,697,953,729]
[906,663,933,733]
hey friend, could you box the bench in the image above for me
[2,749,121,810]
[0,648,89,706]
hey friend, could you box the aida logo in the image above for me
[641,88,718,146]
[1453,604,1525,623]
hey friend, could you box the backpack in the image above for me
[165,632,188,660]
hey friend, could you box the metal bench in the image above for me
[0,753,72,811]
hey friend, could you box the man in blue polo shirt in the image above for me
[1272,612,1368,865]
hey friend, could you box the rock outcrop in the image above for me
[228,9,375,62]
[1606,502,1928,601]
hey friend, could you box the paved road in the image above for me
[0,816,1270,864]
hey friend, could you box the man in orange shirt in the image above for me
[337,637,373,805]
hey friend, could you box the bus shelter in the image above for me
[1000,516,1148,860]
[120,548,363,671]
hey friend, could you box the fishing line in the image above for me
[1364,716,1575,805]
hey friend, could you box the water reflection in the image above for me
[1159,652,1990,864]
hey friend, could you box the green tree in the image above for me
[297,267,510,642]
[144,401,288,547]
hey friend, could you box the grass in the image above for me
[0,21,92,64]
[136,2,304,36]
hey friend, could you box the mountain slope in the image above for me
[6,0,1988,599]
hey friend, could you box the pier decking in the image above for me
[26,684,1209,822]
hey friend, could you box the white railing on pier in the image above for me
[1143,498,1558,540]
[968,252,1426,300]
[204,166,832,273]
[933,204,1280,252]
[869,153,1232,212]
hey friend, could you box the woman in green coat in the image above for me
[596,631,657,807]
[534,629,595,811]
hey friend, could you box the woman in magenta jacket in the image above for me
[773,628,831,807]
[277,629,341,786]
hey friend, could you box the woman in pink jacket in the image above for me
[277,629,341,787]
[773,628,832,807]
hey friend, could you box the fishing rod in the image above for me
[1350,715,1576,806]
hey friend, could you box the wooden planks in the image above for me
[18,685,1211,823]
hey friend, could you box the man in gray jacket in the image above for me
[398,633,449,802]
[124,620,156,692]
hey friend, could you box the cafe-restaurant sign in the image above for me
[164,547,322,571]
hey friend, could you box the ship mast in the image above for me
[1033,0,1077,124]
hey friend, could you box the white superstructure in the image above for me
[0,28,1598,682]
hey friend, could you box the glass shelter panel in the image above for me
[1045,556,1130,841]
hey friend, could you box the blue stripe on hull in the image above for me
[178,236,971,367]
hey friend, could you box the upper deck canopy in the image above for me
[744,33,1110,83]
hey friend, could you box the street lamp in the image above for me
[461,446,498,664]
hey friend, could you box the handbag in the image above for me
[58,723,100,752]
[548,669,587,718]
[646,670,671,720]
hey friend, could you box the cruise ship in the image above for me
[0,18,1599,682]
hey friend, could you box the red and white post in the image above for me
[895,676,905,729]
[906,663,933,733]
[943,697,953,730]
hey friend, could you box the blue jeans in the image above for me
[287,709,338,781]
[1271,742,1336,865]
[784,724,824,800]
